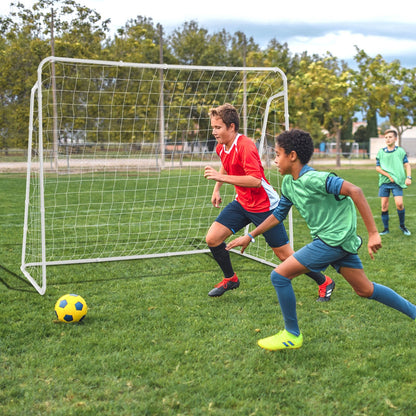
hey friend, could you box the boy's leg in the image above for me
[393,194,410,235]
[257,257,308,351]
[270,270,300,336]
[206,221,234,277]
[370,283,416,319]
[206,220,239,297]
[381,210,389,232]
[208,242,234,278]
[379,193,390,234]
[272,243,335,301]
[397,208,405,227]
[341,267,416,319]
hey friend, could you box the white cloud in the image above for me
[288,30,416,60]
[1,0,416,66]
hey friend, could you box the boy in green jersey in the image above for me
[226,129,416,351]
[376,129,412,236]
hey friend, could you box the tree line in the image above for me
[1,0,415,152]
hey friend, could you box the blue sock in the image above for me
[369,282,416,320]
[381,210,389,230]
[270,270,300,336]
[397,208,405,228]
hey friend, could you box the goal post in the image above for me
[21,56,290,295]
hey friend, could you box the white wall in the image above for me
[370,129,416,159]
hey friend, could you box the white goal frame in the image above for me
[21,56,291,295]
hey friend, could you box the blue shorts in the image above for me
[215,200,289,248]
[378,183,403,197]
[293,238,363,273]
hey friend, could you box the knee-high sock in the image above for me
[397,208,405,227]
[270,270,300,336]
[209,242,234,278]
[305,271,326,285]
[369,282,416,319]
[381,210,389,229]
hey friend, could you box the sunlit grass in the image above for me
[1,167,416,415]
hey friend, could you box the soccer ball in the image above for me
[54,294,88,323]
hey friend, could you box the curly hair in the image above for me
[276,129,314,165]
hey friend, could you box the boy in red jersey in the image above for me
[204,103,335,299]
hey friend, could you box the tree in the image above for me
[105,16,170,64]
[379,63,416,143]
[354,48,416,145]
[0,1,110,149]
[289,55,361,166]
[168,21,211,66]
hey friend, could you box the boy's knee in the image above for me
[270,270,290,287]
[205,235,215,246]
[353,284,374,298]
[206,233,223,247]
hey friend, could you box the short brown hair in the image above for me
[384,129,398,137]
[209,103,240,132]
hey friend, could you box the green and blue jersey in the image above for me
[376,146,408,188]
[273,165,362,254]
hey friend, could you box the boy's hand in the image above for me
[204,166,221,182]
[367,232,382,259]
[226,235,251,254]
[211,191,222,208]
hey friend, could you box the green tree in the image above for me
[354,48,416,145]
[105,16,169,64]
[289,56,361,166]
[169,21,211,66]
[0,1,110,149]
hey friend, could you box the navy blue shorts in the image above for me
[215,200,289,248]
[378,183,403,197]
[293,238,363,273]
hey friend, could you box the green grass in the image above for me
[1,167,416,415]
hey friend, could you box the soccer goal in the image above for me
[21,56,290,295]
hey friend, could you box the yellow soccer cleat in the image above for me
[258,329,303,351]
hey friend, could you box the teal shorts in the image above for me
[293,238,363,273]
[378,183,403,197]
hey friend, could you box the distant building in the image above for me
[370,127,416,159]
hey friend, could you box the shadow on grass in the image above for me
[0,264,34,292]
[1,250,272,293]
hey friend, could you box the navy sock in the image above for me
[270,270,300,336]
[209,242,234,278]
[381,210,389,230]
[305,271,326,286]
[397,208,405,228]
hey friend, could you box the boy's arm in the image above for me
[204,165,261,188]
[340,180,382,259]
[209,165,226,208]
[225,214,280,253]
[375,165,393,182]
[226,195,292,253]
[404,162,412,186]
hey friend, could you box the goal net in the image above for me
[21,57,290,295]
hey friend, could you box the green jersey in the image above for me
[376,146,408,188]
[280,167,362,254]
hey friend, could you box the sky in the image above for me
[1,0,416,67]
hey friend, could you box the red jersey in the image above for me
[216,134,279,213]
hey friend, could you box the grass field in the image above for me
[1,167,416,416]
